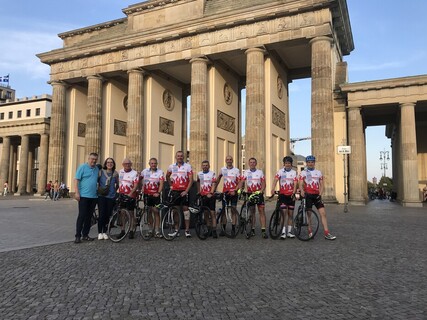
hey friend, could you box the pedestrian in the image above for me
[74,153,99,243]
[53,180,59,201]
[44,181,52,200]
[3,181,8,196]
[97,157,119,240]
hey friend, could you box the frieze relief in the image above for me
[49,12,320,77]
[77,122,86,137]
[272,105,286,130]
[217,110,235,134]
[159,117,174,136]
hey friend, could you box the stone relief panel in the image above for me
[162,90,175,111]
[272,105,286,130]
[223,83,233,105]
[159,117,174,136]
[217,111,235,134]
[277,76,284,100]
[77,122,86,137]
[114,119,127,136]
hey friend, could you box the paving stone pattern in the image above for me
[0,198,426,319]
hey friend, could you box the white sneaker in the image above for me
[185,230,191,238]
[102,233,109,240]
[98,233,103,240]
[168,230,179,237]
[287,231,295,238]
[280,232,287,239]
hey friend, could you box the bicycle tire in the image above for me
[140,207,155,240]
[293,208,319,241]
[222,206,240,238]
[240,205,254,239]
[107,208,131,242]
[195,207,211,240]
[269,209,284,240]
[161,206,182,241]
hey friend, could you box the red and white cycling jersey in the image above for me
[242,169,265,193]
[141,168,164,195]
[118,169,139,198]
[299,169,323,194]
[275,168,298,196]
[167,162,193,191]
[219,167,241,193]
[197,170,217,196]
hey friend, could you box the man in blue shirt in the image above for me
[74,152,99,243]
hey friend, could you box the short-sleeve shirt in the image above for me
[275,168,298,196]
[141,168,165,195]
[219,167,241,193]
[242,169,265,193]
[99,169,119,199]
[167,163,193,191]
[119,168,139,198]
[299,169,323,194]
[197,170,217,196]
[75,163,99,198]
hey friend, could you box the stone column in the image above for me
[399,102,421,206]
[310,36,336,202]
[9,144,17,193]
[26,146,34,193]
[347,106,366,205]
[0,136,11,191]
[245,48,266,170]
[182,87,190,154]
[85,75,103,157]
[48,81,67,183]
[189,57,209,169]
[17,135,29,195]
[37,133,49,195]
[127,69,144,172]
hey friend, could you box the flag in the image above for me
[2,74,9,83]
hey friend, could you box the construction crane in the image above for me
[290,137,311,154]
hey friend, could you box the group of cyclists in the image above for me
[73,150,336,244]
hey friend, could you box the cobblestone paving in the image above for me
[0,198,426,319]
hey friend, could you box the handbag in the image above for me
[98,170,112,196]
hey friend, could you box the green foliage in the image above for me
[378,176,393,193]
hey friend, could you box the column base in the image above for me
[322,196,338,204]
[400,200,423,208]
[349,198,367,206]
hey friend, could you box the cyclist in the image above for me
[298,155,336,240]
[271,156,298,239]
[238,157,268,239]
[216,155,241,236]
[197,160,218,238]
[117,158,140,239]
[141,158,164,238]
[166,151,193,238]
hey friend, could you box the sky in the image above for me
[1,0,426,181]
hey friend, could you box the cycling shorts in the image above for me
[305,193,324,209]
[170,190,189,206]
[201,195,216,211]
[278,194,295,210]
[144,194,161,207]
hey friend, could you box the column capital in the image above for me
[347,105,362,111]
[87,74,104,82]
[244,47,266,56]
[127,68,147,75]
[48,80,68,87]
[309,36,334,46]
[189,56,209,64]
[399,102,416,108]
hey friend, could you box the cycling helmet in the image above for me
[306,155,316,162]
[283,156,293,164]
[249,192,262,204]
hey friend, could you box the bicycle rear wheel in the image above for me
[269,209,284,240]
[161,206,182,241]
[240,205,254,239]
[293,208,319,241]
[195,207,211,240]
[221,206,239,238]
[140,207,155,240]
[107,208,131,242]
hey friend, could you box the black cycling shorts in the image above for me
[170,190,189,206]
[144,194,161,207]
[305,193,324,209]
[278,194,295,209]
[201,195,216,211]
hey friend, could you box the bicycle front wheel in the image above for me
[222,206,240,238]
[195,207,211,240]
[140,207,155,240]
[269,209,284,240]
[107,208,131,242]
[293,209,319,241]
[161,206,182,241]
[240,205,254,239]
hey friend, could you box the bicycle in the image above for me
[159,192,184,241]
[189,195,213,240]
[215,192,240,238]
[107,194,134,242]
[292,196,319,241]
[268,191,285,240]
[134,194,157,241]
[239,191,262,239]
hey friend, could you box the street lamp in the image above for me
[379,149,390,177]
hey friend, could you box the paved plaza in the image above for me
[0,196,426,319]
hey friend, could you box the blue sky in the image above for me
[1,0,426,180]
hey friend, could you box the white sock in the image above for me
[288,225,292,233]
[282,227,287,233]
